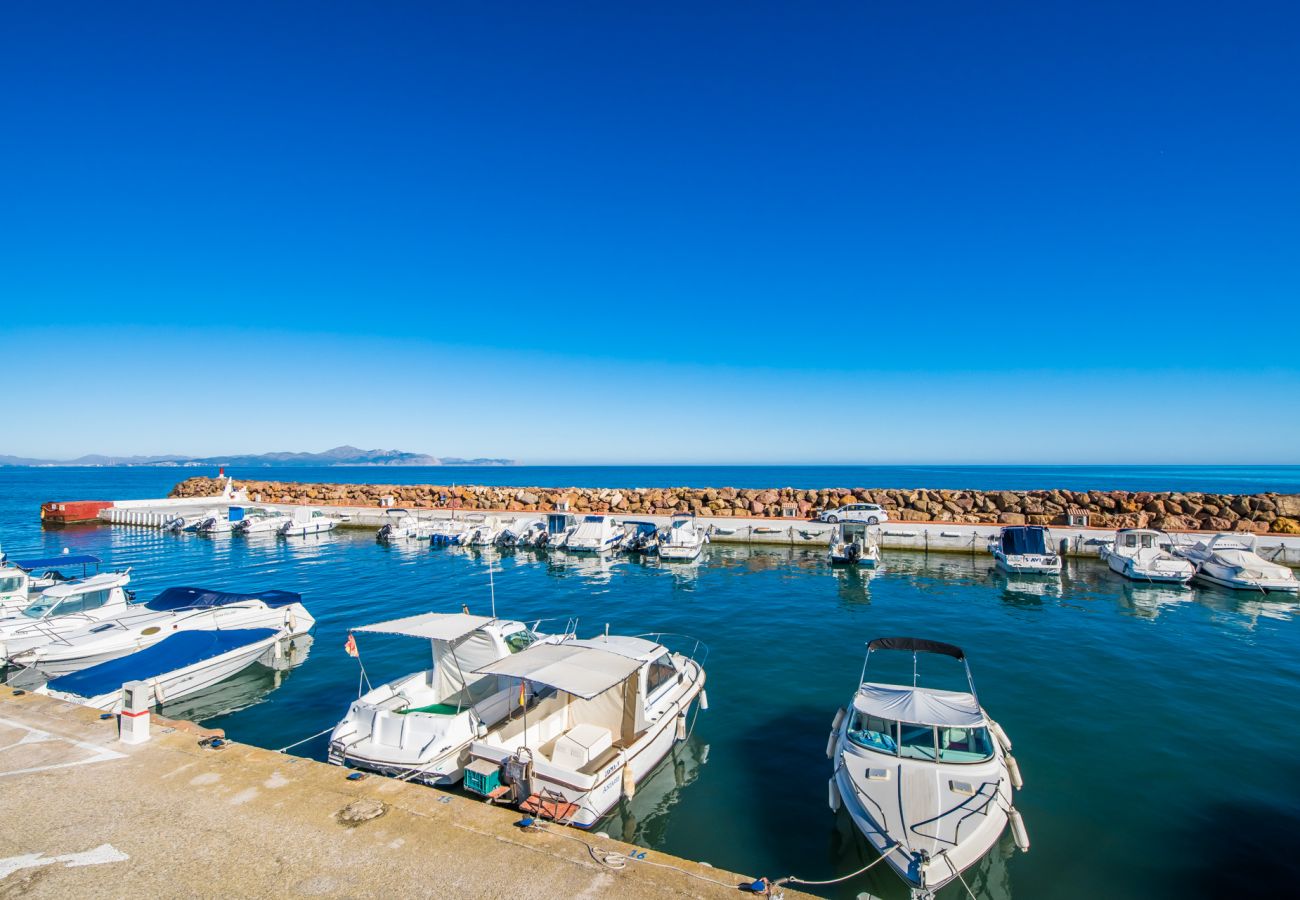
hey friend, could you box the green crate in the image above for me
[464,758,502,796]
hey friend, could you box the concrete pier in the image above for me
[0,691,808,899]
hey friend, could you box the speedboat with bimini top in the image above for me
[39,628,291,711]
[1100,528,1195,584]
[829,637,1028,899]
[621,521,659,555]
[327,612,548,784]
[279,509,341,537]
[6,586,314,677]
[565,515,624,554]
[990,525,1061,575]
[657,515,708,561]
[463,631,707,828]
[1175,533,1299,593]
[0,570,133,663]
[829,522,880,568]
[0,553,103,614]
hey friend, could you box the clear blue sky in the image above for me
[3,1,1297,463]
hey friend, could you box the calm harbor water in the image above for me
[3,467,1300,898]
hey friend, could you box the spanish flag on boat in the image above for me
[344,633,358,658]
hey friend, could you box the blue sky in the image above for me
[3,1,1297,463]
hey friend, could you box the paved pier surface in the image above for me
[0,692,808,899]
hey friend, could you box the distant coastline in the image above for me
[0,445,516,468]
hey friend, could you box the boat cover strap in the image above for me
[45,628,279,699]
[868,637,965,660]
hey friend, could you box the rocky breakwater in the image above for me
[169,477,1300,535]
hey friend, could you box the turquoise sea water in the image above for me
[3,467,1300,898]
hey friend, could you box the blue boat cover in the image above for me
[1001,526,1049,555]
[145,586,301,611]
[12,555,101,571]
[46,628,279,699]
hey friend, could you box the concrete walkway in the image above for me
[0,692,810,899]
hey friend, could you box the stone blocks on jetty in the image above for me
[169,477,1300,535]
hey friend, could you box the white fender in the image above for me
[1009,807,1030,852]
[828,776,842,812]
[827,707,846,759]
[621,764,636,800]
[988,718,1012,753]
[698,690,708,711]
[675,713,687,742]
[1006,753,1024,790]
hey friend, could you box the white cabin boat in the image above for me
[235,508,293,535]
[496,518,545,549]
[537,513,578,550]
[565,515,624,554]
[376,509,437,543]
[0,571,133,663]
[621,521,659,555]
[6,586,313,677]
[464,633,707,828]
[829,523,880,568]
[990,526,1061,575]
[194,509,241,536]
[327,613,545,785]
[829,637,1027,898]
[279,509,341,537]
[0,553,103,615]
[40,627,289,711]
[657,516,708,561]
[1100,529,1195,584]
[1175,534,1299,593]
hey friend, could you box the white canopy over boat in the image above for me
[474,641,642,700]
[853,683,985,728]
[356,612,496,643]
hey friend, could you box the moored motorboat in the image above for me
[1175,533,1299,593]
[6,586,314,677]
[657,515,708,561]
[829,637,1027,898]
[496,518,544,549]
[621,521,660,555]
[40,628,290,711]
[327,612,547,784]
[463,632,707,828]
[0,570,133,662]
[990,525,1061,575]
[235,508,293,535]
[829,522,880,568]
[0,553,102,614]
[377,509,437,543]
[279,509,341,537]
[1100,528,1194,584]
[565,515,624,554]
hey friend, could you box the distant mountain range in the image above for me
[0,445,517,468]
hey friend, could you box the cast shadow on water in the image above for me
[1166,793,1300,899]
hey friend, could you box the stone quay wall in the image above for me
[169,476,1300,535]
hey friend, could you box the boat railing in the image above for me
[636,632,710,666]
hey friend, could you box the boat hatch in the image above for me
[950,779,976,796]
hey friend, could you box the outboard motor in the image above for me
[377,524,395,543]
[845,541,862,564]
[497,530,518,548]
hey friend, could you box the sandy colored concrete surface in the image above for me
[0,692,811,899]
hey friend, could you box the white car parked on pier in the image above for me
[815,503,889,526]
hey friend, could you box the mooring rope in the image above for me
[772,841,899,887]
[276,726,335,753]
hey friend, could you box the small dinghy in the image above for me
[1175,533,1298,593]
[40,628,286,711]
[7,586,313,677]
[990,525,1061,575]
[1100,528,1194,584]
[829,637,1027,898]
[328,613,545,784]
[464,633,707,828]
[657,515,708,561]
[278,509,341,537]
[234,508,293,535]
[829,523,880,568]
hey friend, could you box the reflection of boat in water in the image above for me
[597,736,709,846]
[158,634,313,723]
[1116,582,1194,619]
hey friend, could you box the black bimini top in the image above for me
[144,586,301,612]
[868,636,966,660]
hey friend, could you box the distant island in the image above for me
[0,445,517,468]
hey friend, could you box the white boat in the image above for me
[496,518,544,549]
[235,508,293,535]
[990,526,1061,575]
[1100,528,1195,584]
[1175,533,1299,593]
[6,586,314,677]
[428,518,479,547]
[829,522,880,568]
[565,515,624,554]
[279,509,341,537]
[194,509,240,535]
[39,627,289,711]
[0,571,133,662]
[327,613,547,785]
[159,634,313,722]
[829,637,1027,899]
[657,515,708,561]
[621,521,659,555]
[537,513,578,550]
[170,510,225,533]
[464,632,707,828]
[376,509,437,543]
[457,518,503,547]
[0,553,103,615]
[513,519,552,549]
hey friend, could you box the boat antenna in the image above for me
[488,555,497,618]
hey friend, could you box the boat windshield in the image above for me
[503,629,537,654]
[0,576,24,594]
[847,711,994,763]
